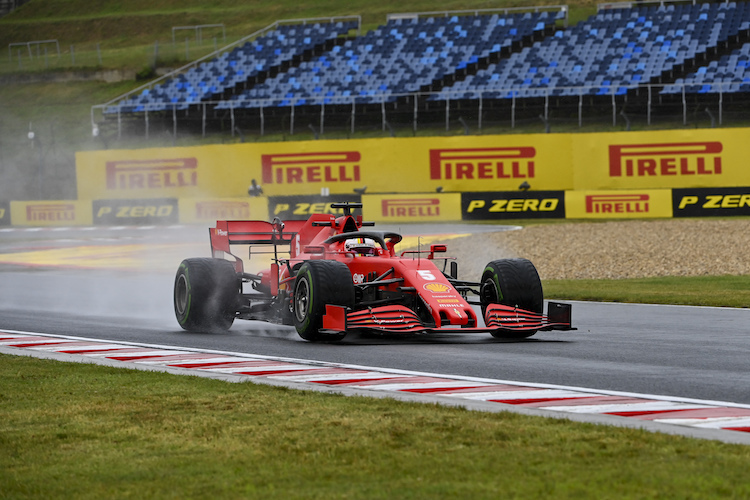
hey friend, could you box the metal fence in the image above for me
[91,82,750,143]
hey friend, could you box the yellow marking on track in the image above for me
[0,244,203,270]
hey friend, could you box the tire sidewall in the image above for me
[293,266,316,334]
[480,266,500,317]
[174,261,194,328]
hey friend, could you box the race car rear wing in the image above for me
[210,218,307,272]
[208,205,369,272]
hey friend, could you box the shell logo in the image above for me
[423,283,451,293]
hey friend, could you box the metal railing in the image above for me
[7,39,60,62]
[386,5,568,24]
[598,0,732,11]
[92,81,749,141]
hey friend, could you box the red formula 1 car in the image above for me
[173,202,573,341]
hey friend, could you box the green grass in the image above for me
[2,354,750,499]
[545,275,750,308]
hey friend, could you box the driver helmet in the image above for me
[345,237,377,256]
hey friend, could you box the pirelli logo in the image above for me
[26,203,76,221]
[261,152,361,184]
[586,194,649,214]
[382,198,440,217]
[608,142,723,177]
[106,158,198,190]
[195,201,250,220]
[429,147,535,180]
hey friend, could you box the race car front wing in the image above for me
[322,302,574,335]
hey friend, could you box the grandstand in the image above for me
[92,0,750,139]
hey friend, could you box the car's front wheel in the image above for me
[293,260,354,341]
[480,258,543,339]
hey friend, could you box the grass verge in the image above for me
[544,275,750,308]
[1,354,750,499]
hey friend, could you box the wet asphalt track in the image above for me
[0,224,749,407]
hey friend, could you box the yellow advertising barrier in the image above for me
[565,190,672,219]
[178,197,269,224]
[362,193,462,222]
[76,133,575,199]
[11,200,93,226]
[76,146,250,201]
[572,128,750,190]
[75,128,750,207]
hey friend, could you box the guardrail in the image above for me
[387,5,568,24]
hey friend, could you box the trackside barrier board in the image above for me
[565,189,673,219]
[10,200,93,227]
[2,330,750,445]
[362,193,461,223]
[10,186,750,226]
[76,128,750,200]
[75,135,573,199]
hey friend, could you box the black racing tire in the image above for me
[480,258,543,339]
[293,260,354,342]
[174,258,239,332]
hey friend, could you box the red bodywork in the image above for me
[208,211,572,335]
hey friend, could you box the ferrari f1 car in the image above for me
[173,202,573,341]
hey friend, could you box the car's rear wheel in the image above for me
[174,258,239,332]
[293,260,354,342]
[480,258,543,339]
